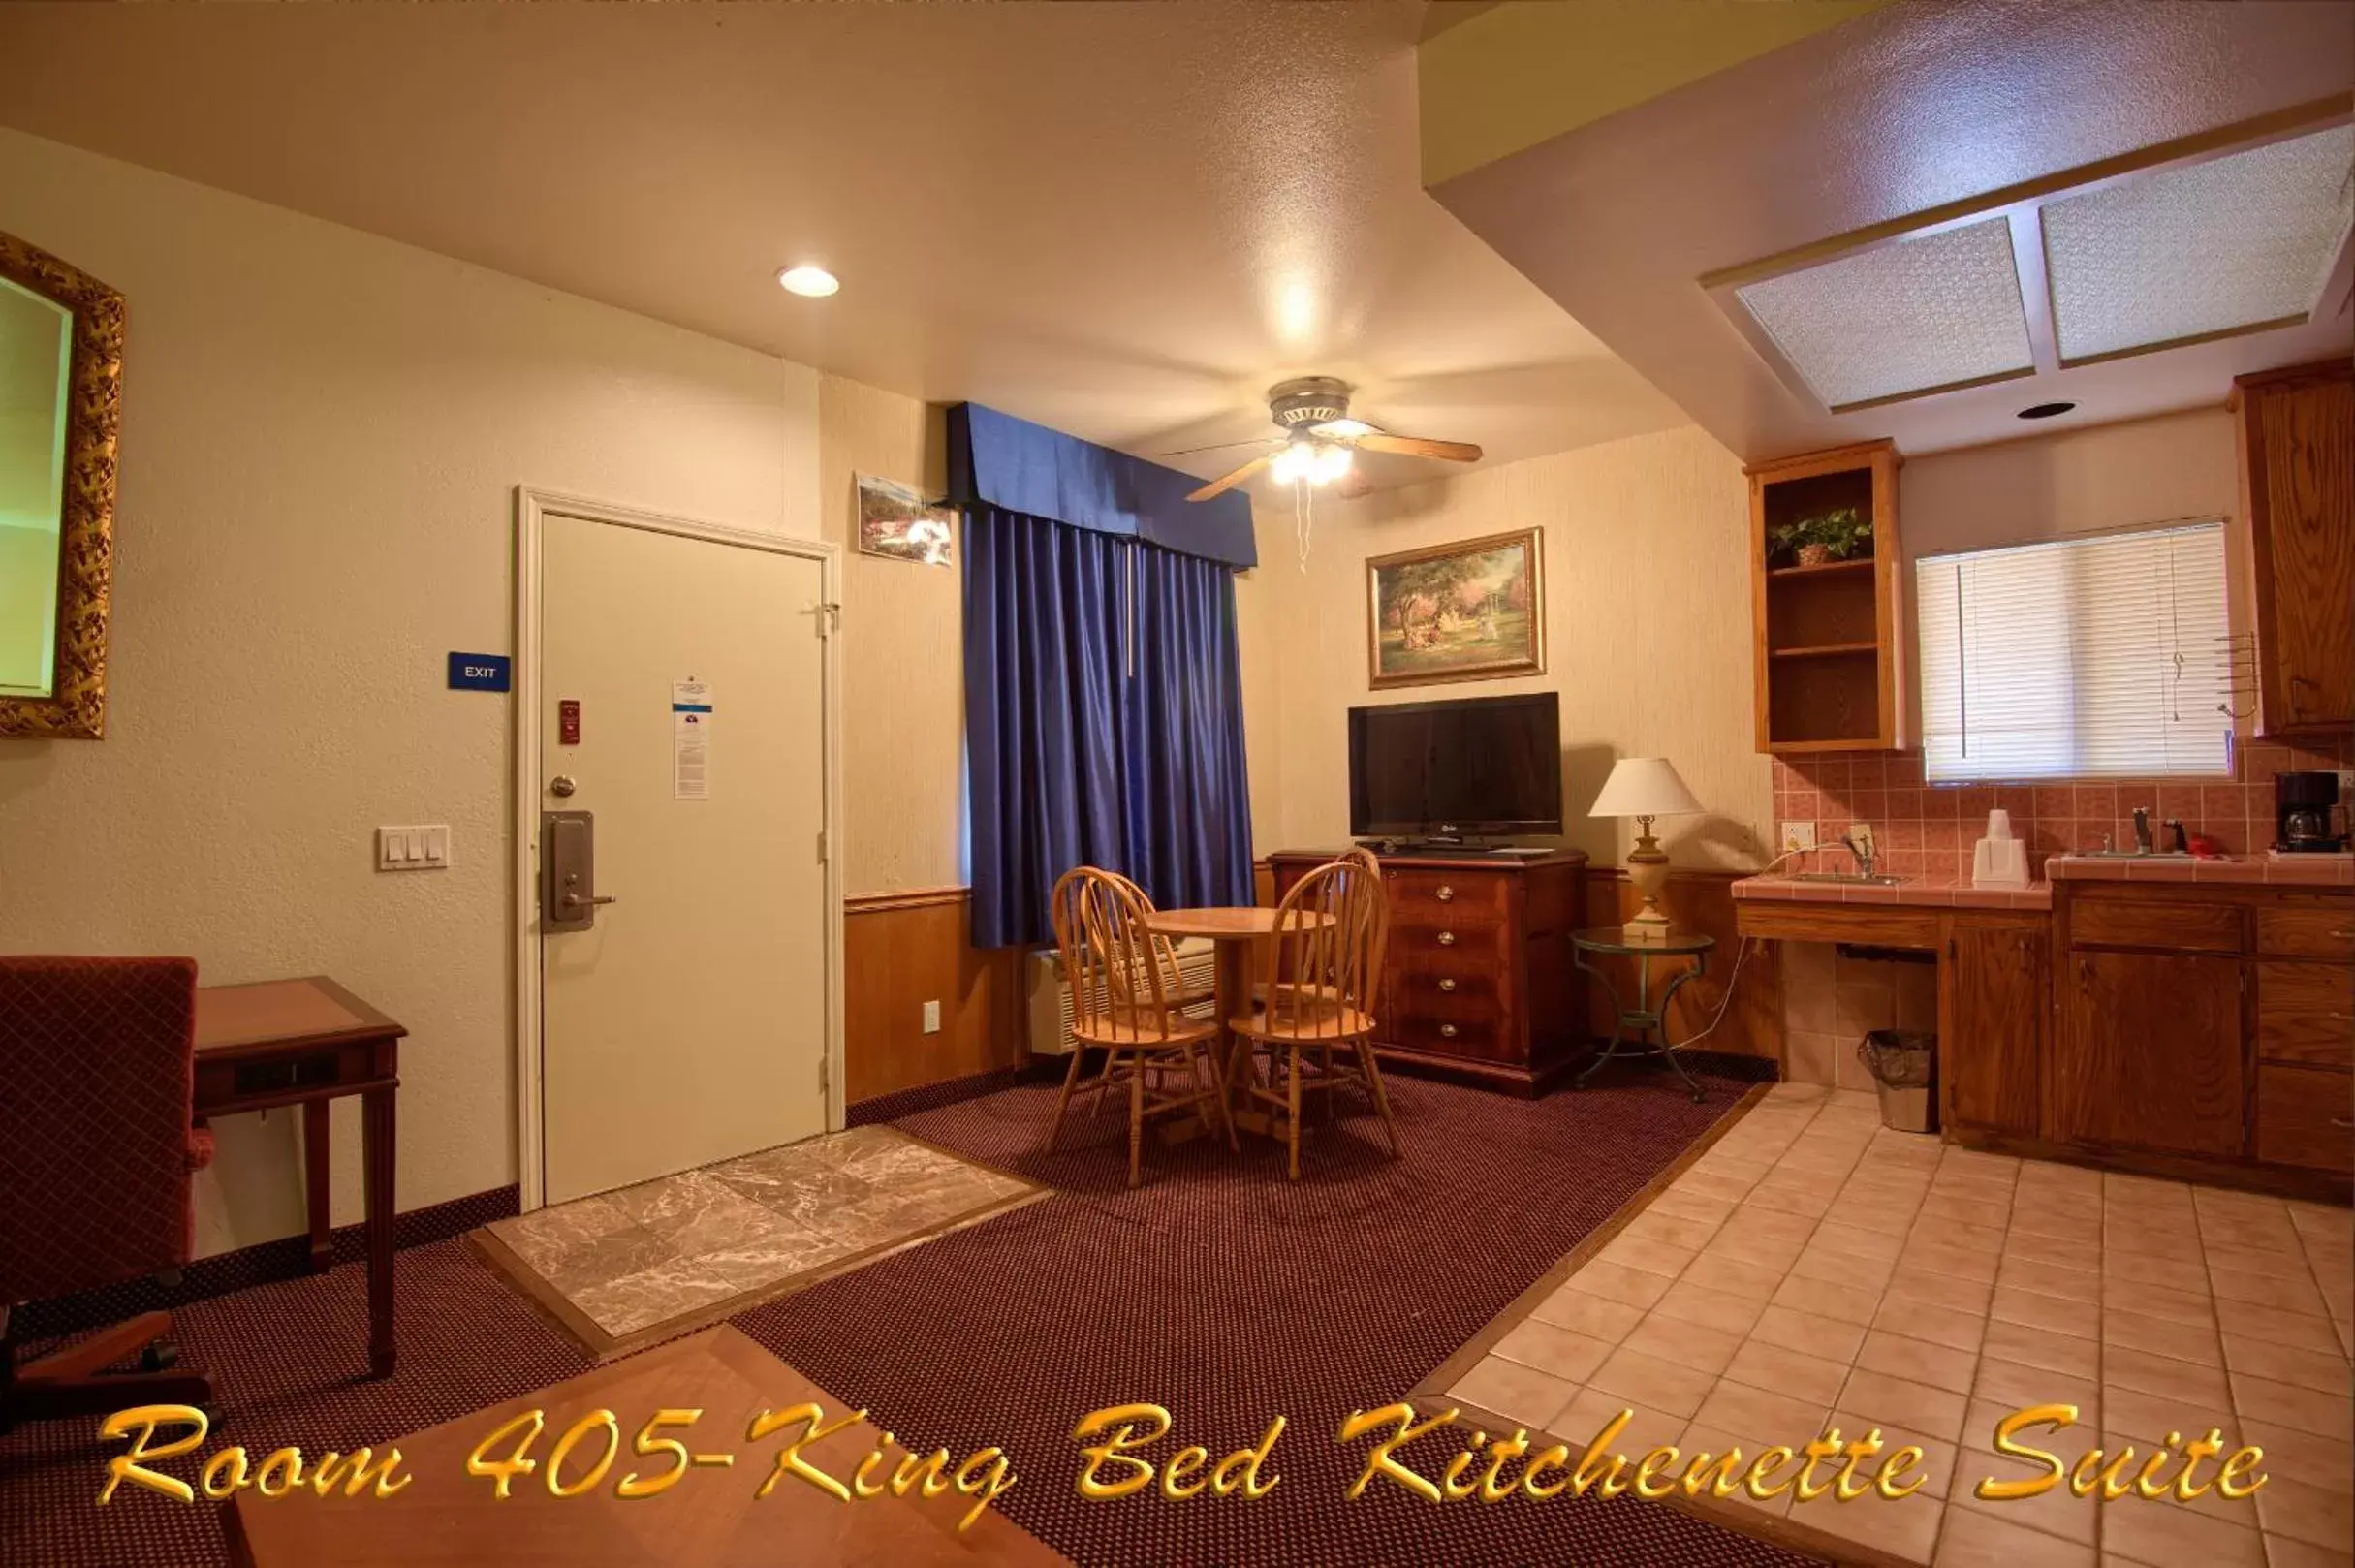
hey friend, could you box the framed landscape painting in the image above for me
[1365,528,1545,689]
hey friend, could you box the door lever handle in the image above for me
[561,893,618,910]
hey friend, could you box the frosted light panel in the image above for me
[1735,217,2032,408]
[2044,124,2355,362]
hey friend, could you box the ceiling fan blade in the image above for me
[1355,432,1484,463]
[1188,455,1271,501]
[1159,436,1277,457]
[1306,417,1379,440]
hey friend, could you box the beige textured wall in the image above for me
[1261,424,1774,868]
[0,128,821,1258]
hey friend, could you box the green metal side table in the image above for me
[1572,925,1716,1102]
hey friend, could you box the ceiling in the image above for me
[1427,0,2355,461]
[0,2,1691,495]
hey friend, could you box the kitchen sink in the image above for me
[2071,850,2193,860]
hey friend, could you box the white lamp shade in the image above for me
[1588,757,1703,819]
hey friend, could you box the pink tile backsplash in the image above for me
[1772,737,2353,883]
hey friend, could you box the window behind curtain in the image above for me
[1915,521,2231,782]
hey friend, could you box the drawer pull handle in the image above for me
[2335,1117,2354,1131]
[2332,930,2354,940]
[1436,885,1455,902]
[1438,978,1458,993]
[1439,1023,1459,1039]
[1436,931,1456,947]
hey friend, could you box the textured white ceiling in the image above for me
[0,3,1689,492]
[1430,0,2355,461]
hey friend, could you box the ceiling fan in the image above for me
[1170,377,1484,503]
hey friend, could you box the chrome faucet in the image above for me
[2132,806,2153,855]
[1841,831,1878,879]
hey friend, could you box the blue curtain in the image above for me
[964,506,1254,948]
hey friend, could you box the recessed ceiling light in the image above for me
[2017,401,2076,420]
[777,266,839,298]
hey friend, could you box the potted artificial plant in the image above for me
[1769,507,1873,568]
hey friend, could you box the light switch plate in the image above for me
[922,999,942,1035]
[1780,821,1817,854]
[377,825,452,871]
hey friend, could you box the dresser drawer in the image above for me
[2070,897,2244,954]
[2257,902,2355,961]
[1385,1006,1510,1062]
[2255,1065,2355,1174]
[1387,870,1512,925]
[1387,964,1505,1014]
[2256,962,2355,1067]
[1387,919,1513,966]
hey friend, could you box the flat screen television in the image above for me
[1347,692,1563,841]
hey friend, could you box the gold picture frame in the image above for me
[1365,527,1545,690]
[0,229,121,739]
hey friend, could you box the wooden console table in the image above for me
[194,977,406,1377]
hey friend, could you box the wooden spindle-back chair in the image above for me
[1229,855,1401,1178]
[1044,866,1235,1185]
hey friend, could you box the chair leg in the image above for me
[1286,1045,1303,1181]
[1127,1054,1145,1188]
[1045,1045,1089,1151]
[1193,1039,1239,1151]
[1358,1039,1404,1158]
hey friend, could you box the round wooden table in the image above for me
[1146,906,1330,1136]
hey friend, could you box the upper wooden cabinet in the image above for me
[2234,360,2354,737]
[1746,440,1905,753]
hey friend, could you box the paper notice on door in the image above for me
[671,678,712,800]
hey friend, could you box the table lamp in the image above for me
[1588,757,1702,945]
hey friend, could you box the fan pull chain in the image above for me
[1295,480,1313,573]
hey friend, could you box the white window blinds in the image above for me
[1915,521,2231,782]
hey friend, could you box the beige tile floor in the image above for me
[1446,1085,2354,1568]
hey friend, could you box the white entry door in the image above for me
[531,502,835,1207]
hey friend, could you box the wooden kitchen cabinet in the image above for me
[2234,360,2355,736]
[2054,949,2245,1158]
[1941,916,2046,1140]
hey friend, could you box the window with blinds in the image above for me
[1915,521,2231,782]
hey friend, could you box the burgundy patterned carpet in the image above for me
[2,1062,1816,1567]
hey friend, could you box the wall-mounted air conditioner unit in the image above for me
[1025,937,1218,1056]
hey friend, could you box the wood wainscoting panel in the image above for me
[1585,868,1779,1060]
[844,887,1026,1104]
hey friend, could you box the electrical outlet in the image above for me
[2338,768,2354,802]
[921,999,941,1035]
[1780,821,1816,854]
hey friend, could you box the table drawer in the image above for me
[2257,903,2355,961]
[2256,962,2355,1067]
[2070,897,2243,954]
[1387,871,1512,925]
[2255,1065,2355,1174]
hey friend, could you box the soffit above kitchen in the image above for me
[1424,0,2355,461]
[0,2,1689,496]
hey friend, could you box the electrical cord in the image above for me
[1664,842,1842,1052]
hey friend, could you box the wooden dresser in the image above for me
[1268,849,1587,1096]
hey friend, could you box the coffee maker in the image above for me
[2275,770,2348,853]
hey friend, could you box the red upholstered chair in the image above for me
[0,956,218,1429]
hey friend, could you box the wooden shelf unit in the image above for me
[1748,440,1904,753]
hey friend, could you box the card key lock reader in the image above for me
[542,809,618,931]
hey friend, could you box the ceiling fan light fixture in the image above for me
[1311,443,1354,485]
[1271,441,1316,486]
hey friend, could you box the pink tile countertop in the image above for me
[1731,871,2053,911]
[2044,851,2354,887]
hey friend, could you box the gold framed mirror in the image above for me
[0,229,121,739]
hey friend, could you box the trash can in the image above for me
[1856,1029,1937,1133]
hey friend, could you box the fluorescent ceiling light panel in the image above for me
[2044,124,2354,363]
[1735,216,2033,408]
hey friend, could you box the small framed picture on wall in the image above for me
[1365,527,1545,689]
[856,473,956,566]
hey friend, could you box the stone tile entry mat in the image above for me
[473,1125,1045,1358]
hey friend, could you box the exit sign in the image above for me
[447,652,512,692]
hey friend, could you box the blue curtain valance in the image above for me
[946,402,1257,570]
